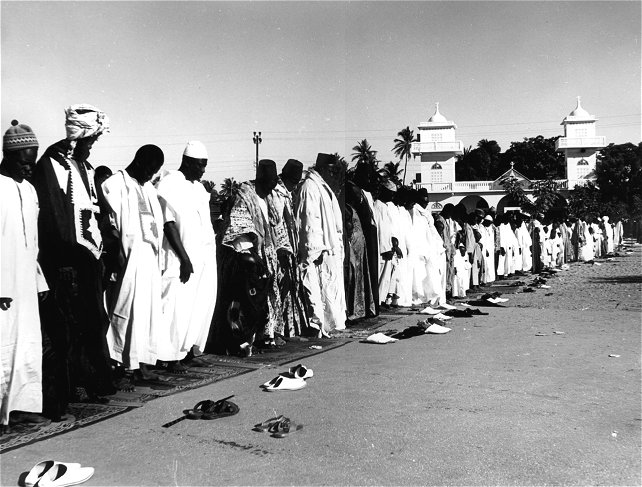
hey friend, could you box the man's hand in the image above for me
[394,246,403,259]
[179,258,194,283]
[0,297,12,311]
[313,252,324,266]
[500,247,506,256]
[38,291,49,302]
[381,250,393,261]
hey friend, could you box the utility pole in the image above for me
[253,131,262,166]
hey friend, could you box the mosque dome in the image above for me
[428,103,448,123]
[569,96,590,118]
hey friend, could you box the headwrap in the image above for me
[65,104,110,140]
[484,215,493,222]
[184,140,208,159]
[3,120,38,152]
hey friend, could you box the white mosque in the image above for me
[407,97,606,213]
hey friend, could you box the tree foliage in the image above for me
[351,139,378,168]
[499,176,534,213]
[501,135,565,179]
[529,178,562,217]
[455,140,501,181]
[595,142,642,219]
[392,126,416,184]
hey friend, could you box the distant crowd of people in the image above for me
[1,104,626,432]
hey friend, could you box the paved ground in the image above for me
[2,247,641,486]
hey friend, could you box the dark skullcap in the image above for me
[257,159,277,180]
[417,187,429,198]
[3,120,38,152]
[282,159,303,181]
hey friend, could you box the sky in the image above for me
[2,1,640,186]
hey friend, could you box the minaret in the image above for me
[555,96,606,182]
[409,103,463,186]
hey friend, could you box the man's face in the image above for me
[185,157,207,182]
[73,135,99,161]
[483,220,491,227]
[140,161,163,184]
[3,147,38,182]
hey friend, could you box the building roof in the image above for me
[428,102,448,123]
[493,163,531,186]
[562,96,596,124]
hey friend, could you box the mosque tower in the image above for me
[409,103,463,186]
[555,96,606,183]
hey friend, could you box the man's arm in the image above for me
[164,221,193,283]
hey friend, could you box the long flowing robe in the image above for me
[390,205,413,306]
[102,170,164,370]
[345,182,378,317]
[613,220,624,250]
[220,182,284,341]
[267,179,310,335]
[373,199,396,304]
[32,140,114,405]
[602,218,614,254]
[345,204,369,319]
[479,224,495,283]
[578,220,595,262]
[411,205,446,305]
[512,225,524,273]
[560,222,573,263]
[452,251,471,298]
[156,171,217,360]
[294,169,346,332]
[591,223,603,258]
[517,222,533,271]
[1,176,48,425]
[435,214,455,293]
[496,223,516,276]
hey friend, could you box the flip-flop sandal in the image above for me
[253,415,285,432]
[201,400,239,420]
[263,376,308,391]
[269,418,304,438]
[183,400,211,419]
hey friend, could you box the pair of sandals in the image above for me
[183,397,239,420]
[25,461,94,487]
[260,364,313,392]
[252,415,302,438]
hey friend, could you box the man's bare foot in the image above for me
[166,361,189,374]
[115,376,136,392]
[137,364,169,381]
[9,411,51,426]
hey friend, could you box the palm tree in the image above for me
[351,139,378,168]
[383,161,404,187]
[392,126,417,184]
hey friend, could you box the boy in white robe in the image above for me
[1,122,49,429]
[102,145,165,389]
[452,244,471,298]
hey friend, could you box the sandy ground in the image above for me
[1,246,640,486]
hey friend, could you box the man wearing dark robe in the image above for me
[32,104,114,418]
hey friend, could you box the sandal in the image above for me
[253,415,285,432]
[183,395,238,420]
[268,417,303,438]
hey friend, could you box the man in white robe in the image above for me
[412,195,447,306]
[102,145,165,388]
[480,215,496,284]
[496,214,516,277]
[1,122,49,429]
[156,141,217,371]
[390,191,413,307]
[602,216,614,254]
[294,153,346,335]
[517,219,533,272]
[372,181,398,307]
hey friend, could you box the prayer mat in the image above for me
[0,403,134,454]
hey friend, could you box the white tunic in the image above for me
[295,169,346,332]
[0,176,48,424]
[102,170,165,370]
[156,171,217,360]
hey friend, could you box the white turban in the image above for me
[65,104,110,140]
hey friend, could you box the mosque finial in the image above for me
[510,161,515,169]
[435,102,440,113]
[576,95,582,108]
